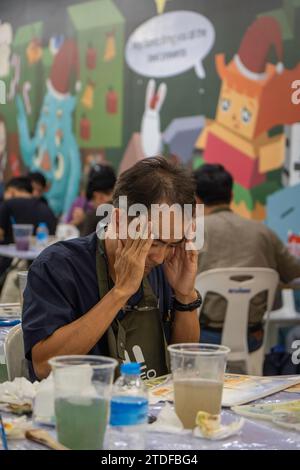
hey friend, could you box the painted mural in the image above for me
[17,39,81,215]
[0,0,299,243]
[196,16,300,221]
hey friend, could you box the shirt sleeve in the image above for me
[22,254,79,360]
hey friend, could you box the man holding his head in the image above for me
[23,157,201,381]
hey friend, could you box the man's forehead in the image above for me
[150,213,188,243]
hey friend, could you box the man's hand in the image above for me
[114,217,153,298]
[164,222,199,303]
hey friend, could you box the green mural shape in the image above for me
[258,0,300,40]
[68,0,125,149]
[13,22,45,133]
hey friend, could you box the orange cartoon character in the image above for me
[197,17,300,219]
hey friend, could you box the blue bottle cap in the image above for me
[120,362,141,375]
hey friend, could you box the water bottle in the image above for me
[36,222,49,247]
[108,362,149,450]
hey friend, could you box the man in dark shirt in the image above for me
[23,232,174,381]
[0,176,57,244]
[23,157,201,381]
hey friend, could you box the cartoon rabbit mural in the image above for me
[141,79,167,157]
[16,39,81,216]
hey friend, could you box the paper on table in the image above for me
[0,377,38,407]
[0,376,55,425]
[33,374,55,425]
[232,399,300,432]
[148,374,300,407]
[149,403,244,440]
[222,375,300,407]
[285,383,300,394]
[3,416,33,439]
[148,402,186,434]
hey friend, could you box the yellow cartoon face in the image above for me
[216,83,259,140]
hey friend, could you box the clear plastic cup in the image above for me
[12,224,34,251]
[168,343,230,429]
[49,355,117,450]
[17,271,28,306]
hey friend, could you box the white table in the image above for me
[2,391,300,450]
[0,244,43,261]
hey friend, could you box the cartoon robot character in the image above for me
[197,17,300,220]
[17,39,81,216]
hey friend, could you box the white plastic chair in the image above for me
[196,268,279,375]
[4,324,29,380]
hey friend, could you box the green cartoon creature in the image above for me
[17,39,81,216]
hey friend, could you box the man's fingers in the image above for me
[137,222,153,255]
[127,216,150,250]
[115,239,123,257]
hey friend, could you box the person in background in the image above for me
[64,187,93,227]
[28,172,49,205]
[0,177,56,278]
[0,176,57,244]
[66,164,116,232]
[194,164,300,352]
[80,165,116,236]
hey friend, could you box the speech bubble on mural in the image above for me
[125,11,215,79]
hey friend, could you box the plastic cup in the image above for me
[12,224,34,251]
[168,343,230,429]
[49,355,117,450]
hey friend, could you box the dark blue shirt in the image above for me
[22,233,173,381]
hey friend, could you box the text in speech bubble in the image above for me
[126,11,215,79]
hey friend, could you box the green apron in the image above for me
[96,237,170,379]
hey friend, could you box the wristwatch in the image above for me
[173,289,202,312]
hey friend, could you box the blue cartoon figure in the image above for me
[16,39,81,216]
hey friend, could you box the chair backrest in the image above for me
[196,268,279,356]
[4,324,29,380]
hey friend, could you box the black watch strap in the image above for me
[173,289,202,312]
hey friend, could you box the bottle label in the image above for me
[110,396,148,426]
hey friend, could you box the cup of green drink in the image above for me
[49,355,117,450]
